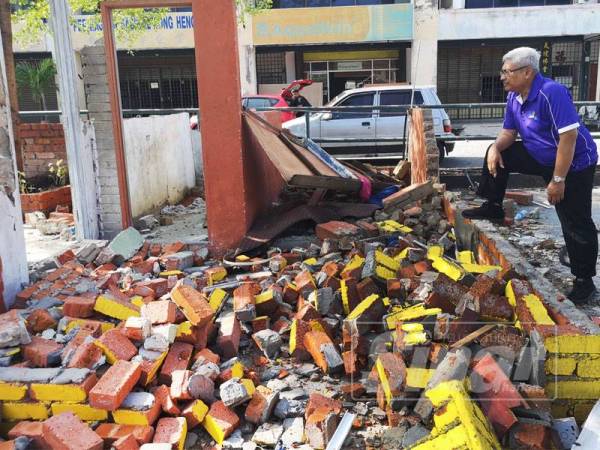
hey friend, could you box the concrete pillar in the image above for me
[285,51,297,83]
[0,29,28,309]
[412,0,439,88]
[193,0,251,254]
[49,0,99,240]
[81,43,122,239]
[406,48,412,83]
[238,16,257,96]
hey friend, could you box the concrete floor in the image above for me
[24,225,78,264]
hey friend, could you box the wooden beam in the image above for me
[450,324,496,350]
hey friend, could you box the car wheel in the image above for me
[437,141,446,161]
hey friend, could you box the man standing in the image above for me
[462,47,598,304]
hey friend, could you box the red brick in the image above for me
[355,220,379,237]
[153,417,186,449]
[305,393,342,420]
[170,285,214,327]
[159,342,193,384]
[22,336,64,367]
[67,340,104,369]
[112,434,140,450]
[315,221,362,241]
[233,283,258,321]
[95,424,154,445]
[205,401,240,442]
[141,300,177,325]
[95,328,137,363]
[26,309,57,333]
[56,249,76,266]
[294,271,316,293]
[375,353,407,409]
[161,242,186,256]
[8,421,50,449]
[153,385,181,415]
[63,296,96,318]
[193,348,220,365]
[505,190,533,206]
[217,314,241,359]
[251,316,270,333]
[170,370,193,401]
[473,353,526,437]
[43,412,103,450]
[356,278,380,300]
[89,361,141,411]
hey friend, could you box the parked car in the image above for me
[283,85,455,159]
[243,79,313,124]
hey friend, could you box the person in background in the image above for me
[288,88,311,117]
[462,46,598,304]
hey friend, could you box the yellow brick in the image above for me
[177,321,194,339]
[51,403,108,421]
[375,265,396,280]
[30,383,89,403]
[2,402,49,420]
[375,357,393,407]
[577,357,600,378]
[186,400,209,423]
[130,295,144,308]
[384,304,441,329]
[94,339,119,365]
[241,379,255,397]
[545,380,600,399]
[375,250,400,271]
[0,382,27,401]
[393,248,409,262]
[235,255,250,262]
[544,356,577,376]
[94,295,140,321]
[340,279,352,315]
[112,409,154,426]
[203,412,227,444]
[545,335,600,354]
[461,263,503,274]
[523,294,555,326]
[231,362,244,379]
[377,220,412,233]
[410,423,469,450]
[207,267,227,284]
[209,289,228,312]
[430,257,464,281]
[303,258,318,266]
[427,245,444,260]
[341,255,365,279]
[142,351,168,386]
[457,251,475,264]
[347,294,380,321]
[406,368,435,389]
[404,331,428,346]
[506,280,516,307]
[159,270,183,278]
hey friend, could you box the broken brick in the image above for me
[170,285,214,327]
[159,342,193,384]
[95,424,154,446]
[202,401,240,444]
[141,300,177,325]
[26,309,57,333]
[23,336,63,367]
[217,314,241,359]
[43,412,103,450]
[95,328,137,364]
[89,360,141,411]
[63,296,97,318]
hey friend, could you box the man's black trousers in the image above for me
[476,141,598,279]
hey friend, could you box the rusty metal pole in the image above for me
[193,0,250,255]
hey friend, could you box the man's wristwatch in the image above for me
[552,175,566,183]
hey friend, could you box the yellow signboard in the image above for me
[253,4,413,46]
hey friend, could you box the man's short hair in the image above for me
[502,47,541,72]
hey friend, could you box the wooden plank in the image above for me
[290,175,361,192]
[382,180,433,210]
[450,324,496,350]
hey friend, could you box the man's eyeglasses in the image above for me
[500,66,529,77]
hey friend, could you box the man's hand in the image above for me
[547,181,565,205]
[487,145,505,178]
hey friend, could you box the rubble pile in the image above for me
[0,184,594,450]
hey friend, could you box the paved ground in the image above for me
[24,226,78,264]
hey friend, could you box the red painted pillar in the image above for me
[192,0,249,255]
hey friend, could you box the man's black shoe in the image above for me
[462,202,504,221]
[568,278,597,304]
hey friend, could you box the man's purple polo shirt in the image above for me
[503,72,597,171]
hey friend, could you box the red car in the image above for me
[243,79,313,123]
[190,80,313,129]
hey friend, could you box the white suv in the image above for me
[283,85,454,159]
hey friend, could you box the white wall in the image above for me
[123,113,196,218]
[412,0,439,87]
[0,33,28,307]
[439,4,600,41]
[238,15,258,96]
